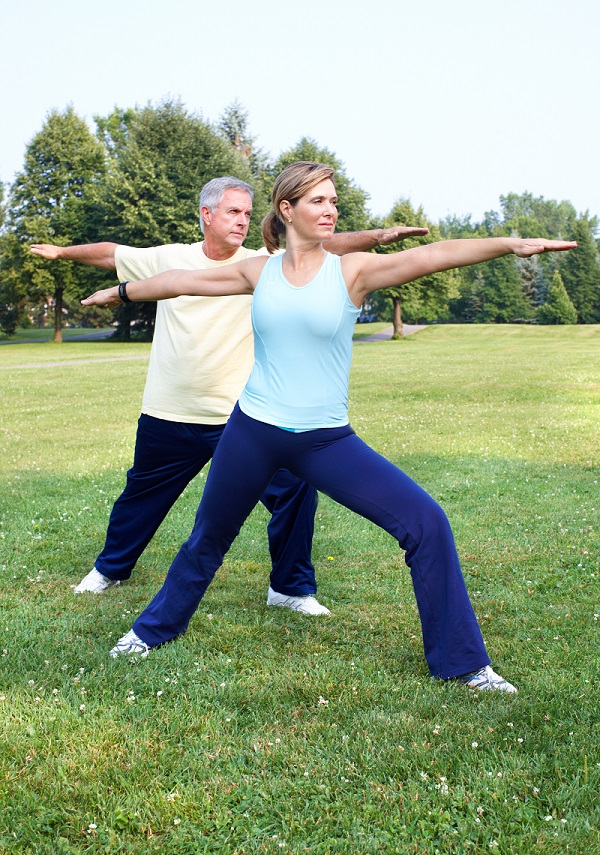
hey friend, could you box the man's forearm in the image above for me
[326,230,381,255]
[326,225,429,256]
[30,242,119,270]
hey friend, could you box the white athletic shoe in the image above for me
[109,629,150,659]
[460,665,517,693]
[73,567,120,594]
[267,587,331,616]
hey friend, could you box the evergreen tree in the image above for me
[217,100,269,177]
[477,253,533,323]
[1,106,106,339]
[537,270,578,324]
[559,215,600,323]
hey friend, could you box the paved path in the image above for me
[1,355,150,371]
[356,323,426,342]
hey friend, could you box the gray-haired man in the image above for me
[31,176,427,619]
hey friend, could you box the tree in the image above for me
[90,99,262,338]
[537,270,578,324]
[217,100,269,177]
[372,199,457,337]
[559,215,600,323]
[269,138,372,234]
[2,106,106,340]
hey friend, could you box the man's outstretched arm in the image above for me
[325,225,429,256]
[30,242,119,270]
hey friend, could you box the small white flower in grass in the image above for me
[472,742,479,748]
[220,682,226,688]
[28,680,35,686]
[545,816,553,822]
[88,823,97,832]
[420,772,428,781]
[489,842,499,849]
[561,818,567,824]
[318,696,329,706]
[518,738,524,743]
[533,787,540,794]
[79,704,85,711]
[173,818,181,825]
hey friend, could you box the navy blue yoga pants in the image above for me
[133,406,490,680]
[95,414,318,596]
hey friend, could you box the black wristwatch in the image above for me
[118,281,131,303]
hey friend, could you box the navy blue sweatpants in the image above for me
[95,414,318,596]
[133,406,490,680]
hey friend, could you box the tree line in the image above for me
[1,98,598,340]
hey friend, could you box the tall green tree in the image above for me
[1,106,106,340]
[217,100,269,178]
[91,99,261,338]
[537,270,578,324]
[372,199,457,336]
[559,214,600,323]
[269,138,372,234]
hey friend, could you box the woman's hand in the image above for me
[511,238,577,258]
[81,286,121,307]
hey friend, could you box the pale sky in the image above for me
[1,0,598,225]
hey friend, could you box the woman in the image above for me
[83,162,576,691]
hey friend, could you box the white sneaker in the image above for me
[73,567,120,594]
[109,629,150,659]
[460,665,517,693]
[267,587,330,616]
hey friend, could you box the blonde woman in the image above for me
[83,161,576,691]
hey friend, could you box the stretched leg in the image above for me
[95,416,223,580]
[132,409,281,647]
[288,426,490,680]
[260,470,318,596]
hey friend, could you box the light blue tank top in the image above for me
[239,252,360,430]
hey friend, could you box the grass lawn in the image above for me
[0,326,598,854]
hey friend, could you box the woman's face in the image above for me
[284,178,339,240]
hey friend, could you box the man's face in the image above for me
[202,189,253,251]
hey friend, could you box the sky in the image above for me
[1,0,598,225]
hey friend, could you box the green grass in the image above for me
[0,326,598,854]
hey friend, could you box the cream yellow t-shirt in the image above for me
[115,242,264,424]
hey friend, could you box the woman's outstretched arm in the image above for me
[343,237,577,305]
[81,256,267,307]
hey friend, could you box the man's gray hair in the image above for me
[199,176,254,233]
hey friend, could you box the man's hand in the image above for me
[30,244,63,260]
[29,241,118,270]
[377,226,429,245]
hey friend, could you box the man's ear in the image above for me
[201,206,212,228]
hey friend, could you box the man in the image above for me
[31,176,427,617]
